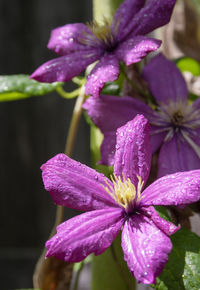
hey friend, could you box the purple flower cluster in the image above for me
[31,0,176,97]
[42,115,200,284]
[34,0,200,285]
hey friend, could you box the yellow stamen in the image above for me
[102,173,144,209]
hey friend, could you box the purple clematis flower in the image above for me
[83,54,200,177]
[30,0,176,97]
[42,115,200,284]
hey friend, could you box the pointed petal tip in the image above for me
[41,153,118,211]
[114,114,151,186]
[122,215,172,285]
[45,208,124,262]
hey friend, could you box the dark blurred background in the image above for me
[0,1,92,289]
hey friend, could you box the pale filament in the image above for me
[102,173,144,209]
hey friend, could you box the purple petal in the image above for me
[100,131,117,166]
[47,23,95,55]
[83,95,153,133]
[158,135,200,177]
[85,54,120,97]
[192,97,200,111]
[111,0,145,41]
[142,54,188,104]
[131,0,176,36]
[121,214,172,284]
[116,36,161,66]
[31,49,102,83]
[114,115,151,188]
[46,207,124,262]
[150,126,166,154]
[142,206,180,236]
[83,95,153,165]
[41,153,118,211]
[140,170,200,207]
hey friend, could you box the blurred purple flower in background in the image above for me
[31,0,176,97]
[84,54,200,177]
[41,115,200,284]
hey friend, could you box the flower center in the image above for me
[102,173,144,210]
[151,100,200,131]
[88,20,112,41]
[78,20,116,50]
[171,110,184,126]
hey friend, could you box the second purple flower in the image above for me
[31,0,176,97]
[84,54,200,177]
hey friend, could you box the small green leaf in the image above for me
[0,74,62,101]
[101,82,120,95]
[152,227,200,290]
[154,206,171,222]
[176,57,200,76]
[189,92,199,102]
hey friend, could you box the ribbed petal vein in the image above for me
[141,170,200,207]
[41,153,117,211]
[121,214,172,284]
[46,208,124,262]
[114,115,151,188]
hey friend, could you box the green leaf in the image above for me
[154,206,171,222]
[101,82,120,95]
[152,227,200,290]
[101,71,124,96]
[176,57,200,76]
[189,92,199,102]
[0,75,62,101]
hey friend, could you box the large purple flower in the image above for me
[42,115,200,284]
[30,0,176,97]
[83,54,200,177]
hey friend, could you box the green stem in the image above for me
[73,261,85,290]
[110,244,134,290]
[56,86,80,99]
[64,85,85,156]
[93,0,123,24]
[121,65,150,99]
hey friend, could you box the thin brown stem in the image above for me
[53,85,86,227]
[64,85,85,156]
[73,261,84,290]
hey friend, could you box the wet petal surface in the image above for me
[111,0,145,41]
[116,36,161,66]
[132,0,176,36]
[83,95,153,165]
[122,213,172,284]
[47,23,95,55]
[46,207,124,262]
[141,169,200,207]
[85,54,120,97]
[114,115,151,188]
[142,206,180,236]
[31,49,102,83]
[41,154,117,211]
